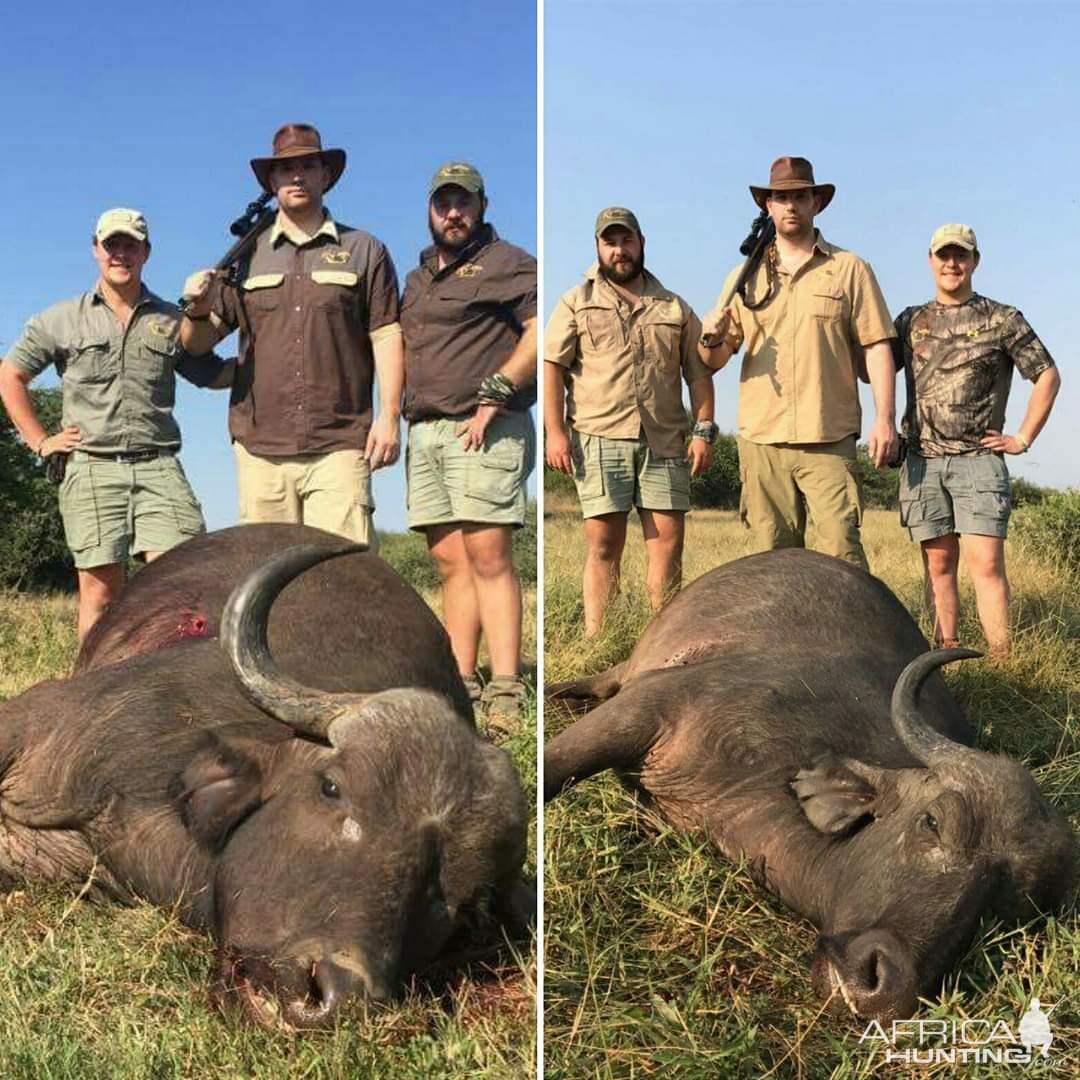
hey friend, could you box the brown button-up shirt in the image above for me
[211,211,400,456]
[7,286,222,453]
[400,225,537,421]
[704,232,895,445]
[545,265,707,458]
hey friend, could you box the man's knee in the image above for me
[464,527,515,580]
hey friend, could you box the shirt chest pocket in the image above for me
[140,334,178,379]
[242,272,286,312]
[66,337,114,383]
[580,305,622,352]
[311,269,361,312]
[810,284,845,323]
[641,304,683,366]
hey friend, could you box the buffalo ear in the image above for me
[178,743,264,850]
[792,757,879,835]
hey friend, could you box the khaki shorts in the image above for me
[571,430,689,518]
[900,452,1011,542]
[406,410,534,531]
[59,451,205,569]
[233,442,378,552]
[738,435,866,569]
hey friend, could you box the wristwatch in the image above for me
[691,420,719,444]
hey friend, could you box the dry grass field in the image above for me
[544,492,1079,1078]
[0,563,537,1079]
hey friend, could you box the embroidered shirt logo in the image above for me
[147,319,174,337]
[456,262,483,279]
[322,250,350,265]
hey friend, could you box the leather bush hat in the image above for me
[250,123,347,194]
[750,156,835,212]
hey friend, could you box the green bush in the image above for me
[378,501,537,593]
[1010,474,1046,507]
[0,388,73,591]
[1012,488,1080,575]
[544,464,576,497]
[852,443,901,509]
[690,431,741,509]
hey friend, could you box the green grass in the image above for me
[0,540,537,1079]
[543,494,1080,1078]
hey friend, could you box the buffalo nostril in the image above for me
[863,947,885,994]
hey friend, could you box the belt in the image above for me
[74,448,174,463]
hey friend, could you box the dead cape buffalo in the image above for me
[1,525,528,1028]
[545,549,1076,1022]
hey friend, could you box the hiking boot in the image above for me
[480,676,528,740]
[461,672,484,705]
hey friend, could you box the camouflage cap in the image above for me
[429,161,485,196]
[930,223,978,253]
[594,206,641,238]
[95,208,149,244]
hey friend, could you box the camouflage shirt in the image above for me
[892,294,1054,457]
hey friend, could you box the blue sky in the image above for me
[1,0,536,532]
[544,0,1078,492]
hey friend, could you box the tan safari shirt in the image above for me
[704,232,895,445]
[210,211,401,457]
[7,286,222,452]
[545,265,707,458]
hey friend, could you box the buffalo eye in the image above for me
[320,776,341,800]
[920,812,940,836]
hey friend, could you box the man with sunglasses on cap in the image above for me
[893,223,1060,658]
[698,156,897,571]
[545,207,715,636]
[0,208,227,641]
[181,123,403,551]
[400,162,537,731]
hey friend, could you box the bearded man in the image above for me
[399,162,537,734]
[544,207,716,636]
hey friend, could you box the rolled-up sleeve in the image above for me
[680,308,709,382]
[851,261,896,346]
[509,251,538,324]
[6,312,62,378]
[365,244,401,334]
[543,294,579,368]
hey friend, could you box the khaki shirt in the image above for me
[545,265,707,458]
[211,210,401,457]
[704,232,895,445]
[7,286,222,453]
[401,224,537,421]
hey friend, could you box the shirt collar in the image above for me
[271,209,340,248]
[91,283,157,311]
[583,262,672,302]
[420,223,498,275]
[812,229,835,257]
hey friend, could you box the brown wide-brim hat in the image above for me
[250,123,347,195]
[750,156,835,212]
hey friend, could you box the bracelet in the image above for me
[477,372,517,407]
[1016,432,1030,452]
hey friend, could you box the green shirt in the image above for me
[7,286,222,453]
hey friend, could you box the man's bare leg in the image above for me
[461,524,521,678]
[582,513,627,637]
[427,523,481,677]
[960,533,1011,657]
[921,535,961,646]
[76,563,125,643]
[639,508,685,611]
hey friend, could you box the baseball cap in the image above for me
[95,208,150,245]
[594,206,641,237]
[930,223,977,253]
[429,162,485,196]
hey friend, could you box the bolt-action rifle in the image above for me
[717,209,777,313]
[178,191,275,310]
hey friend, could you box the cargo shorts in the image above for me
[406,410,534,531]
[59,451,205,569]
[900,452,1011,542]
[233,442,378,553]
[571,430,690,518]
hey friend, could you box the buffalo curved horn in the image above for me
[890,647,983,766]
[221,542,372,740]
